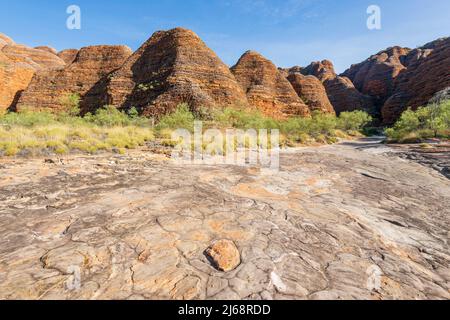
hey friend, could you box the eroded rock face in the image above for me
[382,38,450,124]
[57,49,79,65]
[287,73,335,114]
[103,28,248,117]
[34,46,58,55]
[2,44,65,71]
[301,60,375,115]
[342,47,410,104]
[0,51,35,111]
[205,240,241,272]
[324,76,376,115]
[0,35,66,111]
[302,60,336,82]
[16,45,132,112]
[428,87,450,105]
[0,33,14,47]
[231,51,310,118]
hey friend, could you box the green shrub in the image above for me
[156,104,195,132]
[337,111,373,131]
[385,100,450,142]
[85,105,133,127]
[0,109,56,127]
[60,93,81,116]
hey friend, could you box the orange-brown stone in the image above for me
[231,51,310,118]
[16,45,132,112]
[205,240,241,272]
[0,34,66,111]
[382,38,450,124]
[102,28,248,117]
[287,73,335,114]
[57,49,79,65]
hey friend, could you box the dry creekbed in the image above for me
[0,139,449,300]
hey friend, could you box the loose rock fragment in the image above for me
[205,240,241,272]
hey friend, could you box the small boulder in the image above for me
[205,239,241,272]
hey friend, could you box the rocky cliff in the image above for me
[57,49,79,65]
[16,45,132,112]
[302,59,336,82]
[382,38,450,124]
[102,28,248,117]
[286,72,335,114]
[0,33,66,111]
[231,51,310,118]
[301,60,376,116]
[342,46,410,105]
[2,29,448,123]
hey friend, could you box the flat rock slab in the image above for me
[0,140,449,300]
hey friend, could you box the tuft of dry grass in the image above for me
[0,124,154,156]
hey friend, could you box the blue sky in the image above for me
[0,0,449,73]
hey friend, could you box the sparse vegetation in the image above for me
[0,102,154,156]
[0,96,375,156]
[155,103,195,132]
[60,93,81,116]
[385,100,450,143]
[155,104,372,147]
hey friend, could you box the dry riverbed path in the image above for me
[0,138,449,300]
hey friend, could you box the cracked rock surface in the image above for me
[0,139,449,300]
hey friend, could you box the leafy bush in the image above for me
[156,103,195,132]
[60,93,81,116]
[385,100,450,142]
[0,109,57,127]
[84,105,150,127]
[337,111,373,131]
[214,107,280,130]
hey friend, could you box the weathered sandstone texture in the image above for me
[302,59,336,82]
[205,240,241,272]
[0,32,14,47]
[57,49,79,65]
[103,28,248,117]
[34,46,58,55]
[286,72,335,114]
[0,139,448,300]
[0,34,66,111]
[16,45,132,112]
[324,76,376,115]
[342,47,410,104]
[302,61,375,115]
[382,38,450,124]
[0,51,35,111]
[428,87,450,105]
[231,51,310,118]
[2,44,65,70]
